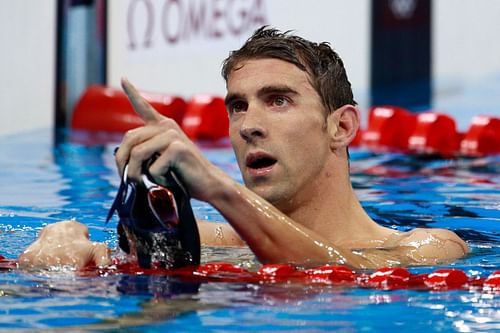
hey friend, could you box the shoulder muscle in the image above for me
[399,228,468,262]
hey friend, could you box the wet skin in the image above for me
[226,59,332,211]
[18,59,468,269]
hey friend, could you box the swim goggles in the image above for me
[107,162,200,269]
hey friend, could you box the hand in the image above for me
[18,220,111,269]
[115,78,229,202]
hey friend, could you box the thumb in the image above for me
[121,77,163,125]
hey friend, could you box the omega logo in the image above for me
[127,0,268,50]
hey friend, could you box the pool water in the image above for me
[0,128,498,332]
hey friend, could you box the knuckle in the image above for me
[130,145,147,160]
[123,128,138,141]
[169,140,189,158]
[169,139,184,152]
[165,128,180,140]
[159,118,178,129]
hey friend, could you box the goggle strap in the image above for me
[106,179,126,223]
[106,165,131,224]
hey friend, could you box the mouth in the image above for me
[245,152,277,175]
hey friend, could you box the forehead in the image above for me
[226,58,316,95]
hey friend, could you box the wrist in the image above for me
[204,169,239,206]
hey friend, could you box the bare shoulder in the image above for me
[397,228,469,261]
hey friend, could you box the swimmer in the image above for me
[18,27,468,270]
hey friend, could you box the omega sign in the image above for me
[127,0,268,50]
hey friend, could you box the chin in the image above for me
[244,176,291,203]
[255,187,289,207]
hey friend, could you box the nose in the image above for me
[239,107,267,142]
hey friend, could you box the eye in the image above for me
[270,95,289,107]
[229,100,247,114]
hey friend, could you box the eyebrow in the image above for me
[225,85,299,107]
[257,85,299,99]
[224,93,243,108]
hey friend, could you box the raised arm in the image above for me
[116,79,370,268]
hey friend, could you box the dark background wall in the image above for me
[370,0,431,110]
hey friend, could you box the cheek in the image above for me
[228,120,238,140]
[281,125,329,170]
[284,119,328,151]
[228,121,240,148]
[228,125,245,166]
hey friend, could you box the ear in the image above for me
[326,104,360,150]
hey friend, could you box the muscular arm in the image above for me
[198,216,468,268]
[206,177,371,268]
[197,220,246,247]
[201,183,469,268]
[114,79,469,269]
[115,79,371,268]
[19,80,467,270]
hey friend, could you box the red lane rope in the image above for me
[71,85,228,141]
[2,256,498,291]
[71,86,500,157]
[84,261,500,292]
[356,106,500,157]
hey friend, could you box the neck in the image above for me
[278,157,383,246]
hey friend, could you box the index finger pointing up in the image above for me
[121,77,163,124]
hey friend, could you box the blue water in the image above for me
[0,129,499,332]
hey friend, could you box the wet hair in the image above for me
[221,26,357,114]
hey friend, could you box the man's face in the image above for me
[225,58,333,209]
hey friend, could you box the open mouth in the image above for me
[246,153,277,171]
